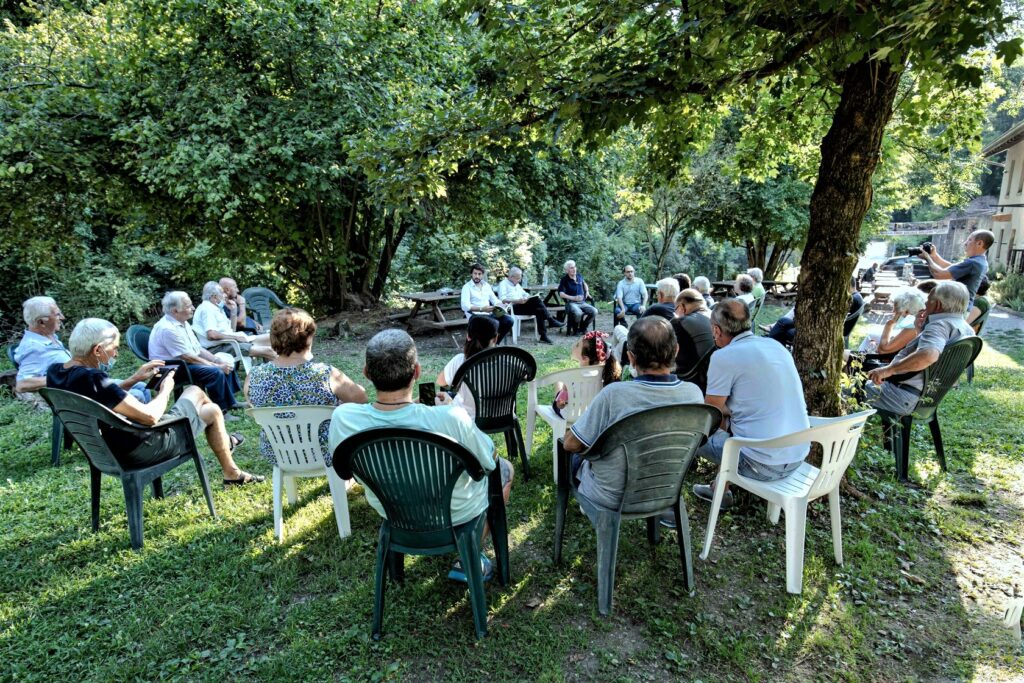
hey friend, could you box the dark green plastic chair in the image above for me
[7,344,72,466]
[553,404,721,615]
[38,388,217,550]
[333,427,510,640]
[844,300,866,349]
[450,346,537,480]
[877,336,983,482]
[240,287,287,327]
[125,324,193,398]
[677,346,716,395]
[967,307,990,383]
[750,296,765,330]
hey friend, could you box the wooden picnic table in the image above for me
[711,280,798,299]
[395,290,468,331]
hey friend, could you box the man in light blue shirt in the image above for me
[14,297,71,403]
[613,265,648,325]
[695,299,810,508]
[329,329,513,579]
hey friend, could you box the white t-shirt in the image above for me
[442,353,476,419]
[705,331,810,466]
[192,300,235,348]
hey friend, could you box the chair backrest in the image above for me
[37,388,152,475]
[241,287,286,326]
[679,346,716,394]
[587,404,721,516]
[7,344,18,368]
[843,301,866,337]
[451,346,537,431]
[333,427,485,549]
[750,296,765,325]
[971,307,990,335]
[805,411,875,499]
[247,406,336,473]
[538,366,604,422]
[913,336,983,420]
[126,325,151,362]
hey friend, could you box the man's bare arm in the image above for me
[15,376,46,393]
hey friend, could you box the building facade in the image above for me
[983,120,1024,272]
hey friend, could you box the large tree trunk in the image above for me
[793,57,904,416]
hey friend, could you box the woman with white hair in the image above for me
[857,287,927,355]
[46,318,264,485]
[747,268,765,300]
[692,276,714,308]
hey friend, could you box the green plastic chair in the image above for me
[38,388,217,550]
[967,307,990,383]
[125,324,194,398]
[876,336,983,481]
[450,346,537,480]
[7,344,73,466]
[240,287,287,327]
[553,404,721,615]
[332,427,510,640]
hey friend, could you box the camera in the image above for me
[908,241,933,257]
[908,247,922,256]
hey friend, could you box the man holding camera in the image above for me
[917,230,994,306]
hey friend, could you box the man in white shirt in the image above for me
[149,291,244,415]
[192,282,276,360]
[496,266,564,344]
[461,263,513,344]
[694,298,810,508]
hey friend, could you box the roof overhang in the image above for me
[983,120,1024,157]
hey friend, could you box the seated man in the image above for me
[671,288,715,377]
[461,263,513,344]
[693,276,715,308]
[967,277,991,331]
[328,329,513,580]
[558,260,597,334]
[693,299,810,509]
[640,277,680,321]
[734,273,757,307]
[193,282,276,361]
[46,318,263,484]
[149,291,245,417]
[747,268,766,300]
[219,277,261,333]
[497,266,564,344]
[866,281,975,417]
[613,265,648,324]
[767,279,862,345]
[562,317,704,520]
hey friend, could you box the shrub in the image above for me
[992,271,1024,312]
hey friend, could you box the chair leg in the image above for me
[766,503,782,525]
[929,415,947,472]
[553,446,570,565]
[783,501,808,594]
[674,501,695,592]
[525,409,536,465]
[152,477,164,499]
[272,467,284,542]
[388,551,405,583]
[456,531,488,639]
[513,421,530,481]
[899,417,913,482]
[372,526,391,641]
[828,489,844,566]
[192,452,216,520]
[486,472,510,586]
[90,464,102,532]
[325,468,352,539]
[51,416,63,467]
[699,474,730,560]
[646,516,660,545]
[284,475,298,505]
[122,475,146,551]
[595,511,622,616]
[966,362,975,384]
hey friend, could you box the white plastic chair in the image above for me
[246,405,351,541]
[699,410,876,594]
[510,314,539,344]
[525,366,604,481]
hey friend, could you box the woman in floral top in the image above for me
[244,308,367,466]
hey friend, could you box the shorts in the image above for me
[498,457,513,487]
[127,398,207,467]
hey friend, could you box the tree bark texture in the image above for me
[793,57,904,416]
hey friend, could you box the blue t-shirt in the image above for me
[14,331,71,382]
[46,364,142,454]
[947,254,987,306]
[558,274,586,299]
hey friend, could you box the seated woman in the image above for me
[245,308,367,467]
[436,315,499,419]
[552,331,622,416]
[967,277,991,331]
[46,318,263,484]
[858,287,927,355]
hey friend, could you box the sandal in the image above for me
[229,432,245,451]
[223,471,265,486]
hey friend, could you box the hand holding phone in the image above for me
[418,382,436,406]
[146,367,175,391]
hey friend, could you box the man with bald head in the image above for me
[497,266,564,344]
[919,229,994,307]
[219,277,261,333]
[688,298,810,512]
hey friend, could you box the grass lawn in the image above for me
[1,306,1022,681]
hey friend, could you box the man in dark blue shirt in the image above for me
[920,230,993,307]
[557,259,597,334]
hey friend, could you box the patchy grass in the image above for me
[1,309,1022,682]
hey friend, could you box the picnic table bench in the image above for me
[394,284,566,332]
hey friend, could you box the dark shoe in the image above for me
[539,336,554,344]
[223,471,266,486]
[228,432,245,451]
[693,484,733,509]
[548,318,566,328]
[658,510,677,529]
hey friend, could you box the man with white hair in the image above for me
[747,268,766,300]
[557,260,597,334]
[693,276,715,308]
[497,266,564,344]
[218,277,260,333]
[149,291,244,416]
[640,277,680,321]
[13,297,70,402]
[867,281,975,416]
[193,282,276,360]
[46,318,263,485]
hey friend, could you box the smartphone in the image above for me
[418,382,436,405]
[145,367,174,390]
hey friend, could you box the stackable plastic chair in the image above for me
[509,313,539,344]
[450,346,537,479]
[843,300,866,348]
[876,336,983,481]
[699,410,875,594]
[39,388,217,550]
[553,404,721,615]
[332,428,510,640]
[247,406,350,541]
[967,308,990,383]
[241,287,287,327]
[125,325,194,398]
[7,345,72,466]
[524,366,603,482]
[749,296,766,330]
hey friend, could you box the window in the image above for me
[1019,154,1024,194]
[1008,159,1017,198]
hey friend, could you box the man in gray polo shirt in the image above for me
[867,281,975,416]
[562,317,704,518]
[693,299,810,509]
[613,265,648,324]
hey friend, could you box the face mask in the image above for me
[98,351,116,373]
